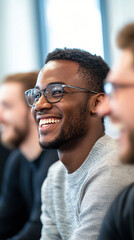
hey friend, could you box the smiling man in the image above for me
[97,23,134,240]
[25,48,134,240]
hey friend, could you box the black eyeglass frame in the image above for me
[25,83,99,107]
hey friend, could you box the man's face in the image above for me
[0,82,30,149]
[32,60,93,150]
[97,49,134,163]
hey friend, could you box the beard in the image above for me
[39,99,89,150]
[120,131,134,164]
[3,127,29,149]
[1,117,30,149]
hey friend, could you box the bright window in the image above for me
[44,0,104,57]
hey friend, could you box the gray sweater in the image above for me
[40,135,134,240]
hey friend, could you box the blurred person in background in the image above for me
[26,48,134,240]
[97,23,134,240]
[0,141,11,193]
[0,72,58,240]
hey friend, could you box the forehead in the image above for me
[107,49,134,83]
[0,82,23,103]
[36,60,82,88]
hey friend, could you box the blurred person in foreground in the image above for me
[25,48,134,240]
[0,72,58,240]
[97,23,134,240]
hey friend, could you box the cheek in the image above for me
[61,106,77,123]
[124,109,134,129]
[31,107,36,120]
[6,110,27,126]
[120,93,134,122]
[2,111,15,124]
[110,96,126,117]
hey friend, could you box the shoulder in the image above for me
[86,135,120,179]
[96,135,134,173]
[99,183,134,240]
[2,150,23,183]
[89,135,120,171]
[112,183,134,214]
[45,160,65,180]
[110,183,134,226]
[41,160,65,192]
[98,135,134,181]
[5,150,22,168]
[98,135,119,164]
[82,136,134,202]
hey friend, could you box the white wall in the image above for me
[105,0,134,67]
[0,0,40,80]
[1,0,133,82]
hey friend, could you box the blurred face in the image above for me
[32,60,92,150]
[0,82,30,149]
[97,49,134,163]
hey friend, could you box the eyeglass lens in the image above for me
[26,84,63,106]
[104,83,113,95]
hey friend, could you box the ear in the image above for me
[89,93,105,115]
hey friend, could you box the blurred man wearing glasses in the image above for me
[0,72,58,240]
[97,23,134,240]
[25,48,134,240]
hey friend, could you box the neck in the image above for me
[58,121,104,173]
[20,125,42,161]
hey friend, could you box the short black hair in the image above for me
[45,48,109,93]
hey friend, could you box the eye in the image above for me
[51,89,62,96]
[110,84,120,94]
[34,91,41,101]
[49,85,63,98]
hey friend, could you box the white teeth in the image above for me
[39,118,60,126]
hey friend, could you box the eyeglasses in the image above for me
[25,83,99,107]
[104,82,134,95]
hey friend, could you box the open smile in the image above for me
[39,118,60,127]
[38,118,61,133]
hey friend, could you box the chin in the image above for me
[39,140,59,150]
[117,128,134,164]
[1,140,15,150]
[39,136,68,150]
[1,135,21,149]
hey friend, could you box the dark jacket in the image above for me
[0,149,58,240]
[98,182,134,240]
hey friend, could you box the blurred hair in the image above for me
[117,23,134,52]
[2,72,39,93]
[45,48,109,93]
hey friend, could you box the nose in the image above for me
[33,93,53,112]
[97,95,111,118]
